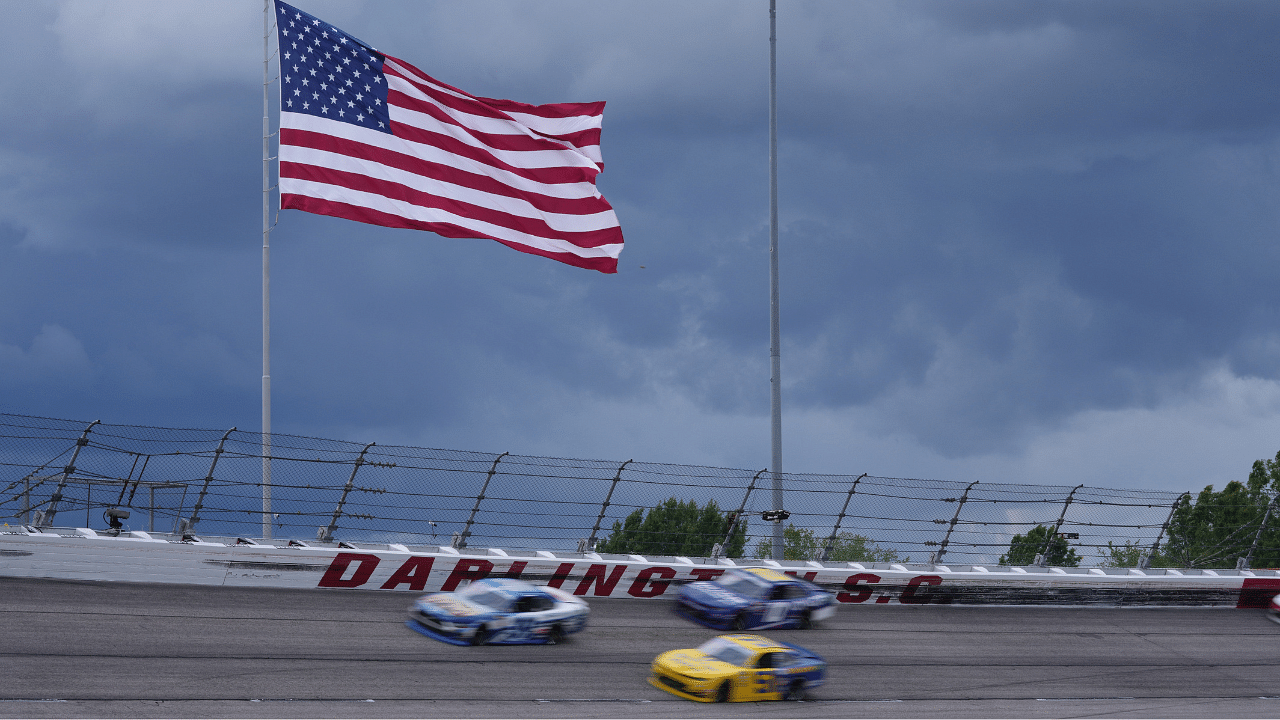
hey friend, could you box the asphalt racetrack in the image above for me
[2,578,1278,718]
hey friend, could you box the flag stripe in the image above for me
[281,181,623,257]
[284,195,619,273]
[388,88,599,170]
[280,159,621,240]
[385,59,604,135]
[282,116,597,190]
[384,58,603,167]
[385,70,600,170]
[281,126,605,212]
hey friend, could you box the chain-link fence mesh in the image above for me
[2,413,1274,567]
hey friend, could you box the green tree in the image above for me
[595,498,746,558]
[999,525,1081,567]
[1160,452,1280,568]
[1097,540,1168,568]
[753,524,901,562]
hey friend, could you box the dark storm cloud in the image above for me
[3,1,1280,492]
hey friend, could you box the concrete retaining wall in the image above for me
[3,526,1278,608]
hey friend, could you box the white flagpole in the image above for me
[262,0,273,540]
[768,0,784,561]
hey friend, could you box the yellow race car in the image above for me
[649,633,826,702]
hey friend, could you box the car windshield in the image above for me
[460,587,513,612]
[716,572,769,599]
[696,638,754,667]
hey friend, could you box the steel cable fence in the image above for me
[1,413,1275,567]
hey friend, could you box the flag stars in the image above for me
[276,2,388,133]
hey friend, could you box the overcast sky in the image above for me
[3,1,1279,495]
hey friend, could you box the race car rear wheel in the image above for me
[731,613,748,631]
[470,624,489,646]
[783,680,806,701]
[545,624,565,645]
[715,681,731,703]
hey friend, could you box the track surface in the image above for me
[1,578,1278,718]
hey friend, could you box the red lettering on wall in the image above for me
[317,552,381,588]
[440,559,494,591]
[1237,578,1280,609]
[783,571,819,582]
[547,562,576,589]
[379,556,436,591]
[687,568,725,582]
[837,573,881,603]
[628,566,677,597]
[900,575,944,605]
[503,561,528,579]
[575,564,628,596]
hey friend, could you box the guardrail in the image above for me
[3,413,1274,568]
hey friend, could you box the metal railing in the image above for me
[1,413,1274,567]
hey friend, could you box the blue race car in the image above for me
[407,578,589,645]
[675,568,836,630]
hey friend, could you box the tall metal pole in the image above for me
[262,0,273,540]
[768,0,784,561]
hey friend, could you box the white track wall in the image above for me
[3,527,1279,608]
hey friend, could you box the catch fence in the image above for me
[0,413,1270,568]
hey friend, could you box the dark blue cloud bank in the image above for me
[3,1,1280,493]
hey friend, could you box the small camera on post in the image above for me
[104,508,130,536]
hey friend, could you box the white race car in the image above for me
[407,578,589,645]
[1269,593,1280,625]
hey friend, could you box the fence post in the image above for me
[459,452,507,549]
[24,474,31,525]
[934,480,978,565]
[715,469,766,558]
[178,427,235,536]
[1037,484,1083,566]
[1241,493,1277,570]
[35,419,100,528]
[586,460,632,551]
[821,473,867,561]
[1146,492,1187,568]
[317,442,376,543]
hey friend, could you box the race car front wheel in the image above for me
[783,680,806,701]
[470,624,489,646]
[798,610,812,629]
[731,613,748,631]
[545,624,565,645]
[715,681,731,703]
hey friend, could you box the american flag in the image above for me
[273,1,623,273]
